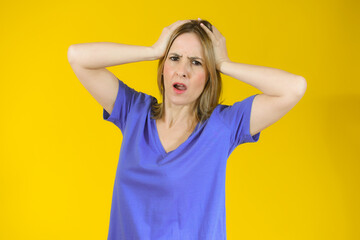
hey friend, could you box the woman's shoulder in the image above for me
[132,90,155,105]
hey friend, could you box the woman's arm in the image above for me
[67,20,191,115]
[200,21,307,136]
[67,42,157,115]
[199,21,306,97]
[68,20,191,70]
[219,61,307,98]
[68,43,157,69]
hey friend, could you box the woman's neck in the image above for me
[161,99,198,128]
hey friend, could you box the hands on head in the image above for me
[151,20,191,60]
[151,19,231,71]
[198,18,231,71]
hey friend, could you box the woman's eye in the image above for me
[192,60,202,66]
[169,57,201,66]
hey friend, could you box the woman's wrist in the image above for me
[148,46,163,61]
[217,59,232,73]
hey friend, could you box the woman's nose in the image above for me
[176,60,189,78]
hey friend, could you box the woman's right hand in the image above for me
[151,20,191,60]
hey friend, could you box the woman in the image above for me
[68,19,306,240]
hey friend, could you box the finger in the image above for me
[179,19,191,23]
[208,25,224,40]
[199,22,211,33]
[178,19,191,24]
[200,22,216,40]
[211,25,222,36]
[169,20,188,27]
[173,20,189,27]
[170,20,190,29]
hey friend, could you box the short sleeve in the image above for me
[102,78,143,131]
[218,94,261,148]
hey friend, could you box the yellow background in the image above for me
[1,0,359,239]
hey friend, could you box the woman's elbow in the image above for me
[294,76,307,98]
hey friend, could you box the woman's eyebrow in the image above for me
[169,52,203,62]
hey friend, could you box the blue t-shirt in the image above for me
[103,78,261,240]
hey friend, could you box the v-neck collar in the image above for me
[151,117,200,157]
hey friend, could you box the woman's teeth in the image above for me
[174,84,186,90]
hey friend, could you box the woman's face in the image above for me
[162,32,208,109]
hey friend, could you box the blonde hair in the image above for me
[151,19,224,124]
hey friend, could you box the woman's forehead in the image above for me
[169,33,204,57]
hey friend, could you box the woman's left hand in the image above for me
[199,20,231,72]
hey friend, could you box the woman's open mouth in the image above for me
[173,83,187,94]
